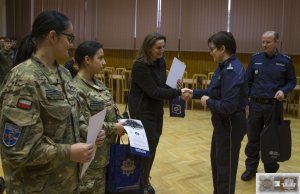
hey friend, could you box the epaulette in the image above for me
[252,52,262,57]
[282,54,291,59]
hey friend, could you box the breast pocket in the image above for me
[40,101,72,121]
[273,63,286,81]
[87,93,106,112]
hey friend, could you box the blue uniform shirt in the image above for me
[246,52,296,98]
[193,55,248,114]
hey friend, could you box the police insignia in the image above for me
[3,122,21,147]
[16,98,32,110]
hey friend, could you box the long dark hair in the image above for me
[75,41,103,68]
[14,11,71,66]
[135,32,166,65]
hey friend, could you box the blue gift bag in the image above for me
[107,139,141,193]
[169,97,186,118]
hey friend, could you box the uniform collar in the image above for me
[77,73,103,91]
[264,49,278,59]
[219,55,235,69]
[31,56,63,84]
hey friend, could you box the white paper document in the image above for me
[81,108,107,178]
[166,57,186,88]
[119,119,150,157]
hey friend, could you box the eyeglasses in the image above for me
[209,46,217,52]
[60,32,75,44]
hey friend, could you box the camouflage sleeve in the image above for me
[103,121,117,136]
[0,79,71,168]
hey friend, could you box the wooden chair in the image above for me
[121,70,132,104]
[103,66,115,74]
[208,72,214,80]
[101,68,114,97]
[296,76,300,85]
[285,76,300,115]
[115,67,126,75]
[191,74,208,110]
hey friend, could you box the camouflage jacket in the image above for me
[73,74,120,168]
[0,48,14,85]
[0,57,85,194]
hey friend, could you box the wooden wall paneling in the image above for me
[104,49,137,69]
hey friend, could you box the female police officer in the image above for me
[0,11,105,193]
[192,31,247,194]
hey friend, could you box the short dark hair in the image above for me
[75,41,103,68]
[14,11,71,65]
[208,31,237,55]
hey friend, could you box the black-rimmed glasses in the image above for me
[60,32,75,44]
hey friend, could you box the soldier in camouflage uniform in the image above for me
[0,11,105,194]
[0,38,14,85]
[72,41,125,194]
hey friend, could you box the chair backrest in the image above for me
[103,66,115,74]
[208,72,214,80]
[115,67,126,75]
[296,76,300,85]
[102,68,114,90]
[192,74,208,90]
[122,70,132,91]
[183,71,188,79]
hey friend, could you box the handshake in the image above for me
[180,88,193,101]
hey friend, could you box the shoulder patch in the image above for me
[282,54,291,59]
[3,122,21,147]
[16,98,32,110]
[252,52,262,57]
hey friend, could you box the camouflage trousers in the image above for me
[80,167,106,194]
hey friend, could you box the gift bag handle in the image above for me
[268,100,283,125]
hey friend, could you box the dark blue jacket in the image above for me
[193,55,248,114]
[246,52,296,98]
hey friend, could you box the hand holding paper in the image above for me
[81,108,107,178]
[95,129,105,147]
[70,143,93,163]
[166,57,186,88]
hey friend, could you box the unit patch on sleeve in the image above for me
[3,122,21,147]
[16,98,33,110]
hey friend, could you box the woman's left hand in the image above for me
[200,95,210,106]
[95,129,106,147]
[176,79,183,89]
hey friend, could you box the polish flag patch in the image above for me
[16,99,32,110]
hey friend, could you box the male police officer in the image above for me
[241,31,296,181]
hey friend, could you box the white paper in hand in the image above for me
[166,57,186,88]
[81,108,107,178]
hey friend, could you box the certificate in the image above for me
[166,57,186,88]
[119,119,150,157]
[81,108,107,178]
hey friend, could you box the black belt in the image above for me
[252,98,275,104]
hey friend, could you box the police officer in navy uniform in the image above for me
[193,31,247,194]
[241,31,296,181]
